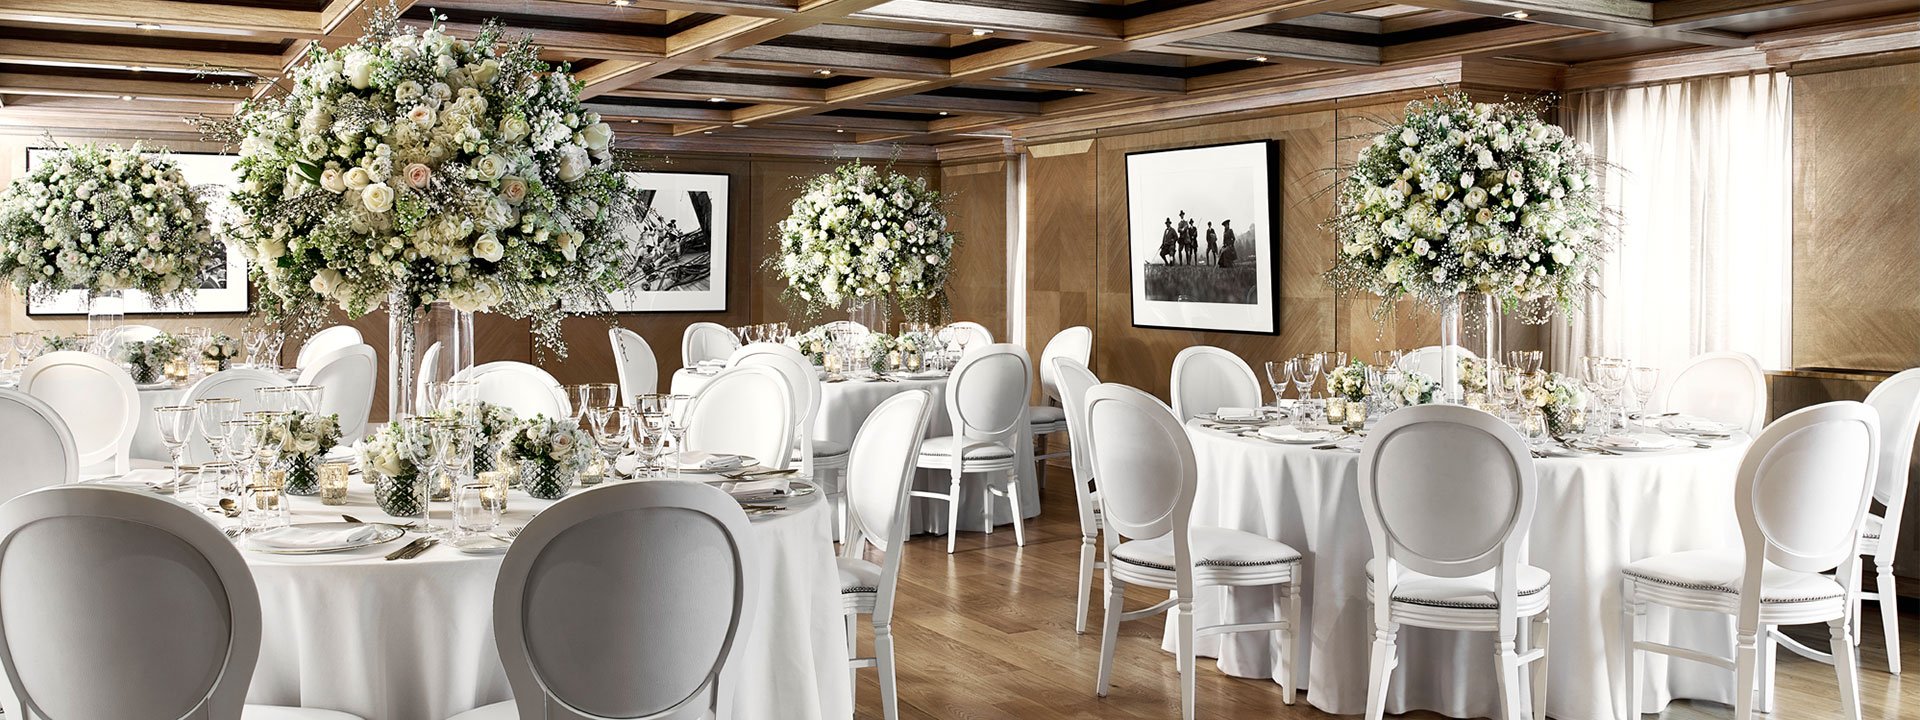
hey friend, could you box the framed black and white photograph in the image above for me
[1123,140,1280,335]
[25,149,249,316]
[605,171,729,313]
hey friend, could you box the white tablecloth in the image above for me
[1177,422,1750,720]
[671,368,1039,533]
[223,476,850,720]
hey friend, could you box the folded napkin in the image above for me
[725,477,791,501]
[249,524,381,551]
[1257,426,1331,441]
[1214,406,1260,421]
[671,451,747,470]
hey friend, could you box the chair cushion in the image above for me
[1365,560,1551,610]
[447,701,712,720]
[811,439,850,458]
[1111,526,1301,572]
[243,706,365,720]
[1028,406,1067,425]
[839,557,882,594]
[917,435,1015,460]
[1623,550,1846,604]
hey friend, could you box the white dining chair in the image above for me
[1169,345,1261,422]
[19,351,140,478]
[414,341,444,414]
[1658,351,1768,434]
[610,327,659,407]
[1030,326,1092,484]
[1358,405,1550,720]
[451,362,571,421]
[1397,344,1478,383]
[447,481,759,720]
[1053,357,1103,634]
[839,389,934,720]
[99,323,163,360]
[911,343,1032,553]
[728,343,845,536]
[0,388,77,494]
[183,368,291,463]
[941,321,994,351]
[822,320,869,337]
[684,365,794,471]
[1854,368,1920,674]
[1085,382,1304,718]
[295,325,364,370]
[296,344,378,445]
[0,485,363,720]
[682,322,741,367]
[1621,401,1879,720]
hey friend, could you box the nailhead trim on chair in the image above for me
[1113,554,1300,572]
[841,586,878,595]
[1363,568,1549,609]
[1622,570,1844,604]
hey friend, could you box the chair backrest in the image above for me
[295,325,364,369]
[452,361,571,421]
[0,485,261,720]
[821,320,869,338]
[0,389,77,495]
[1169,346,1260,422]
[726,343,817,468]
[414,341,444,414]
[844,391,934,623]
[1735,401,1878,583]
[493,481,759,720]
[182,369,291,463]
[1397,344,1477,380]
[1864,368,1920,553]
[1085,383,1196,587]
[940,322,994,351]
[1660,351,1767,434]
[685,365,795,470]
[295,343,378,444]
[610,328,659,407]
[944,344,1032,447]
[19,351,138,475]
[682,322,740,367]
[1053,358,1102,538]
[1037,326,1093,403]
[99,324,163,360]
[1359,405,1538,580]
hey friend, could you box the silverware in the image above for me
[222,526,243,539]
[399,538,438,559]
[217,498,241,518]
[721,468,799,480]
[1311,444,1341,450]
[342,514,363,524]
[384,537,428,561]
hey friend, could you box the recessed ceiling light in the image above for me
[627,119,638,124]
[937,111,949,116]
[128,65,146,72]
[707,97,726,103]
[1504,10,1529,19]
[134,22,160,30]
[1250,55,1268,62]
[119,95,134,101]
[702,130,714,135]
[835,128,845,133]
[609,0,631,6]
[1072,87,1086,92]
[814,69,832,76]
[970,28,993,36]
[732,123,747,128]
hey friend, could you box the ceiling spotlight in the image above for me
[119,95,134,101]
[702,130,714,135]
[835,128,845,133]
[732,123,747,128]
[1072,87,1086,92]
[707,97,726,103]
[128,65,146,72]
[937,111,949,116]
[970,28,993,36]
[627,119,639,124]
[1250,55,1268,62]
[814,69,833,76]
[134,22,160,30]
[610,0,632,6]
[1504,10,1529,19]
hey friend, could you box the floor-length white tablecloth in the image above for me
[235,478,850,720]
[1175,422,1749,720]
[671,368,1039,533]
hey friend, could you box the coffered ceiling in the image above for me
[0,0,1913,156]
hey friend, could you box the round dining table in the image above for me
[670,367,1039,532]
[111,468,852,720]
[1174,418,1751,720]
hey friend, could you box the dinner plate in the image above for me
[246,521,406,555]
[1256,426,1335,444]
[1202,413,1272,426]
[730,480,818,504]
[896,370,947,380]
[1597,433,1690,452]
[663,452,757,473]
[135,381,176,391]
[1657,417,1738,435]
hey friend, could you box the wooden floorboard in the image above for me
[848,474,1920,719]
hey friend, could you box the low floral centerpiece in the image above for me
[119,333,183,384]
[360,421,429,516]
[1522,371,1587,439]
[506,415,590,500]
[1391,371,1441,407]
[0,143,214,313]
[1325,361,1372,428]
[1458,356,1491,405]
[202,332,241,371]
[771,162,956,326]
[257,410,342,495]
[437,400,517,472]
[791,325,832,365]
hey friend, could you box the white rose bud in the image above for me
[362,182,395,213]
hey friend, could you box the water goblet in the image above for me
[286,385,325,414]
[1596,360,1630,429]
[1629,367,1660,422]
[638,410,670,478]
[196,397,242,461]
[257,386,290,412]
[1291,356,1320,401]
[155,405,198,491]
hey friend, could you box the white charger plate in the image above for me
[663,452,757,473]
[1256,426,1335,444]
[1597,433,1691,452]
[247,522,406,555]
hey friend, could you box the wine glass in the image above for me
[667,394,694,479]
[9,332,32,370]
[583,383,620,455]
[1595,359,1630,430]
[196,398,241,461]
[1292,356,1321,401]
[638,409,669,479]
[1629,367,1660,422]
[257,386,290,412]
[155,405,198,491]
[1263,361,1289,405]
[286,385,324,414]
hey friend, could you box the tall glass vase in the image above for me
[849,297,890,334]
[386,290,476,421]
[1438,291,1500,405]
[86,290,126,352]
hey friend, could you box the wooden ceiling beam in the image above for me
[577,0,891,97]
[713,44,949,79]
[866,94,1043,117]
[1389,1,1754,48]
[583,101,737,123]
[1166,31,1382,65]
[588,0,796,18]
[849,0,1122,43]
[429,21,666,61]
[618,78,825,103]
[770,113,928,132]
[0,39,282,77]
[0,72,252,104]
[993,67,1184,95]
[1382,21,1605,63]
[0,1,324,40]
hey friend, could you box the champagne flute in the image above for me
[667,394,694,479]
[155,405,197,490]
[1263,361,1289,405]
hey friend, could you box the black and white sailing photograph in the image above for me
[1124,140,1280,334]
[607,171,730,312]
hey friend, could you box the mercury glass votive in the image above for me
[1326,398,1347,424]
[244,484,288,533]
[478,471,509,513]
[318,462,352,506]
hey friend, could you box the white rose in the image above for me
[474,154,506,181]
[555,146,589,182]
[1400,127,1418,146]
[342,50,375,89]
[343,167,371,190]
[499,116,530,142]
[408,105,437,128]
[472,236,503,262]
[310,268,344,295]
[319,167,345,193]
[499,176,527,205]
[579,122,613,151]
[362,182,394,213]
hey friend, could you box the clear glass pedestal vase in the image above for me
[386,290,476,420]
[848,298,890,335]
[86,290,126,352]
[1438,291,1501,405]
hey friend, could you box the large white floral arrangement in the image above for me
[214,10,635,340]
[1328,92,1614,321]
[772,163,955,319]
[0,143,213,305]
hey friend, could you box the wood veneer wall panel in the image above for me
[1025,142,1098,396]
[1791,61,1920,372]
[940,158,1011,341]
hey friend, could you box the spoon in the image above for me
[218,498,241,518]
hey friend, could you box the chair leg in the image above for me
[1175,595,1195,720]
[1832,614,1863,720]
[1283,581,1303,705]
[945,473,962,555]
[1622,580,1643,719]
[1364,623,1398,720]
[1853,562,1865,647]
[1732,626,1759,720]
[1096,576,1125,697]
[846,613,860,706]
[1757,631,1776,713]
[1495,632,1524,720]
[1530,614,1551,720]
[1075,534,1095,634]
[1878,565,1901,674]
[1006,471,1026,547]
[982,475,994,535]
[876,620,900,720]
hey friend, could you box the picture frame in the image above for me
[24,148,249,316]
[1122,140,1281,335]
[603,171,730,313]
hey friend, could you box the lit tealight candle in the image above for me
[318,462,351,506]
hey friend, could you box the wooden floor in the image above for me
[849,475,1920,720]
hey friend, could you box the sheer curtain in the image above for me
[1551,72,1792,373]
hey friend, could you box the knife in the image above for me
[384,537,428,561]
[399,538,438,559]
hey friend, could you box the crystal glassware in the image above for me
[1596,359,1630,429]
[1629,366,1660,421]
[1291,356,1319,402]
[1264,361,1288,405]
[451,482,498,538]
[667,394,694,478]
[285,385,324,414]
[243,483,288,533]
[195,461,238,506]
[318,462,352,506]
[196,397,241,461]
[154,405,197,490]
